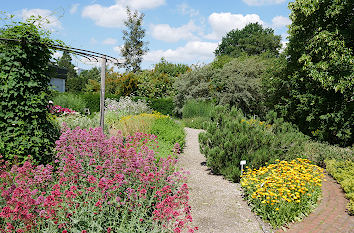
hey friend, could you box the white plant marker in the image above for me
[240,160,246,176]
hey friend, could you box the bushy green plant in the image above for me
[303,141,353,168]
[147,97,174,116]
[150,118,185,150]
[174,65,215,116]
[153,58,190,77]
[0,18,59,164]
[56,113,100,130]
[182,99,213,119]
[325,159,354,215]
[174,55,275,117]
[182,117,210,130]
[199,105,308,182]
[135,71,176,98]
[52,92,86,113]
[80,92,101,112]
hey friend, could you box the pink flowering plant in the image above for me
[49,105,77,116]
[0,126,196,233]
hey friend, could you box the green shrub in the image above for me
[148,97,174,116]
[150,118,185,156]
[0,20,59,164]
[174,55,275,118]
[182,117,210,130]
[174,65,215,116]
[325,159,354,215]
[56,113,100,130]
[80,92,101,112]
[182,99,213,118]
[132,97,174,116]
[199,105,308,182]
[303,141,353,167]
[52,92,86,113]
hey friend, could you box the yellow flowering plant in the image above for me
[241,158,324,228]
[110,111,168,136]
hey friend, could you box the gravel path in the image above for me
[178,128,272,233]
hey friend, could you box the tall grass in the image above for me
[182,99,213,118]
[182,100,213,129]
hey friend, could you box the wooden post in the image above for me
[99,56,106,130]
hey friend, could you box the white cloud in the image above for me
[272,16,291,28]
[118,0,165,10]
[70,4,80,14]
[82,4,126,28]
[82,0,165,28]
[242,0,286,6]
[103,38,117,45]
[113,46,123,55]
[150,21,200,43]
[144,41,218,63]
[279,40,288,53]
[177,3,199,17]
[205,12,263,40]
[21,9,62,30]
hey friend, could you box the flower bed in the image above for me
[0,127,196,232]
[241,158,324,228]
[50,105,77,116]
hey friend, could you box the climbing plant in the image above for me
[0,17,60,164]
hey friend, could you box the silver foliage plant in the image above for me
[105,96,152,116]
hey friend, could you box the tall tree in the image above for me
[57,51,80,92]
[269,0,353,146]
[215,23,281,57]
[120,7,149,73]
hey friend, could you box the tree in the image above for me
[269,0,354,146]
[120,7,149,73]
[56,51,80,92]
[215,23,281,57]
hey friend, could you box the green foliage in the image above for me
[0,19,59,164]
[153,58,190,77]
[175,55,274,117]
[325,159,354,215]
[303,141,353,168]
[56,113,100,130]
[150,118,185,155]
[120,7,148,72]
[135,70,175,98]
[56,51,80,92]
[174,65,215,117]
[271,0,354,146]
[210,55,233,70]
[182,99,213,119]
[52,92,86,113]
[182,117,210,130]
[80,93,101,113]
[199,106,308,182]
[145,97,174,116]
[215,23,281,57]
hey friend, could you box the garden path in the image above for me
[277,174,354,233]
[177,127,272,233]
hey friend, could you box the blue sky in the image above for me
[2,0,292,69]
